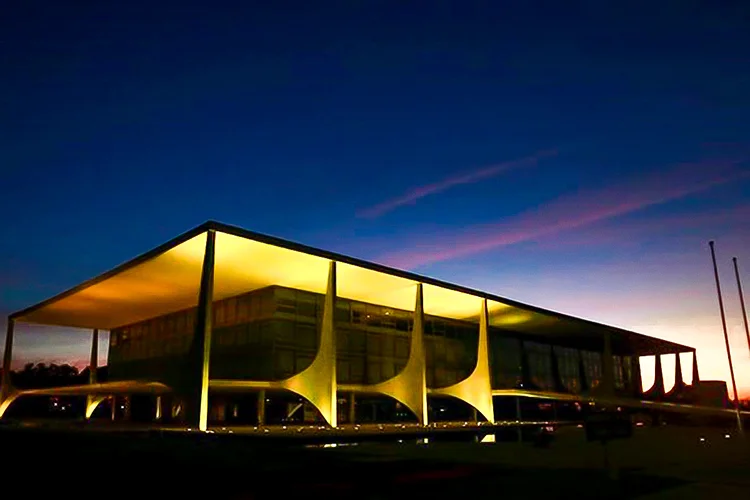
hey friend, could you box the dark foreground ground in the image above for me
[2,424,748,499]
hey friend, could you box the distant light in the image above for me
[699,437,706,442]
[725,434,731,439]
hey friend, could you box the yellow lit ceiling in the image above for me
[11,222,692,355]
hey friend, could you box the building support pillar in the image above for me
[0,318,17,418]
[430,298,494,422]
[631,356,643,398]
[186,229,216,431]
[367,284,428,425]
[155,396,163,421]
[348,392,356,424]
[281,261,337,426]
[85,329,106,419]
[674,353,684,389]
[257,390,266,426]
[646,355,665,398]
[692,351,700,385]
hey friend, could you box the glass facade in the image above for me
[580,350,603,390]
[554,346,582,393]
[488,336,523,389]
[524,341,554,391]
[109,285,634,396]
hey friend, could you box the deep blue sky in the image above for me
[2,2,749,392]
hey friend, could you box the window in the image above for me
[176,313,186,334]
[297,297,317,318]
[275,350,294,377]
[366,333,381,356]
[237,295,251,321]
[489,335,522,389]
[381,334,395,357]
[395,338,409,359]
[215,301,226,326]
[581,350,603,389]
[335,302,350,323]
[225,298,238,325]
[350,359,365,383]
[366,361,381,384]
[352,303,365,324]
[554,346,581,393]
[165,316,176,336]
[297,324,316,350]
[276,298,296,315]
[337,359,350,383]
[381,361,395,380]
[525,341,554,391]
[348,330,365,352]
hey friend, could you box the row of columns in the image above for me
[183,230,626,430]
[644,351,701,399]
[1,228,656,428]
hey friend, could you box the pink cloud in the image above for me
[357,150,556,219]
[378,159,749,269]
[532,204,750,250]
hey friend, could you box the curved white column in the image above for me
[430,298,494,422]
[365,283,428,425]
[280,261,337,426]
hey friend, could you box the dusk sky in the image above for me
[2,3,749,395]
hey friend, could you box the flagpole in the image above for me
[732,257,750,356]
[709,241,744,435]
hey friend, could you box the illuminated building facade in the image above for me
[1,221,699,430]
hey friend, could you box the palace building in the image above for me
[1,221,702,430]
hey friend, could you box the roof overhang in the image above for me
[10,221,692,356]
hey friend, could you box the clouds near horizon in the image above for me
[377,158,749,269]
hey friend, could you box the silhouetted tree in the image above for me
[11,362,82,389]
